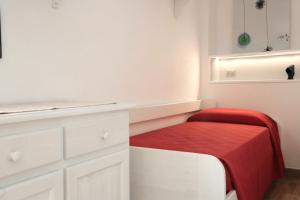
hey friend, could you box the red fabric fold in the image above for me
[188,108,285,179]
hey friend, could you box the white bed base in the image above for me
[130,147,238,200]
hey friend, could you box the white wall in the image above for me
[232,0,290,53]
[0,0,201,105]
[291,0,300,49]
[200,0,300,169]
[210,0,291,55]
[208,0,233,55]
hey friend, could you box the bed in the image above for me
[130,108,285,200]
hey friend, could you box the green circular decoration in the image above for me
[238,33,251,46]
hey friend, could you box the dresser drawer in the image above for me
[64,115,129,159]
[0,171,63,200]
[0,128,62,179]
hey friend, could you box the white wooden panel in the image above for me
[0,103,133,126]
[64,112,129,159]
[0,128,62,179]
[130,147,226,200]
[226,191,238,200]
[130,100,201,124]
[130,113,193,136]
[66,150,129,200]
[197,153,226,200]
[0,171,63,200]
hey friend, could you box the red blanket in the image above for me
[188,108,285,179]
[130,108,285,200]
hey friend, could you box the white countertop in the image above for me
[0,101,134,125]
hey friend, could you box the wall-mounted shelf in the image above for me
[210,50,300,61]
[210,79,300,84]
[210,50,300,83]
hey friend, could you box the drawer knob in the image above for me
[101,132,110,140]
[9,151,22,162]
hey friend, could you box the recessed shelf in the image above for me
[210,79,300,84]
[210,51,300,84]
[210,50,300,61]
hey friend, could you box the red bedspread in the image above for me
[130,108,285,200]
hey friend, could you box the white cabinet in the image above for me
[66,150,129,200]
[0,171,63,200]
[0,103,131,200]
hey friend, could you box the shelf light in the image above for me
[210,50,300,61]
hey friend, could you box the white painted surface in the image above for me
[226,191,238,200]
[291,0,300,50]
[0,0,201,106]
[210,0,291,55]
[0,104,130,199]
[64,111,129,159]
[129,100,201,135]
[0,102,133,125]
[199,0,300,169]
[0,128,62,179]
[232,0,291,53]
[174,0,191,18]
[130,113,193,136]
[0,101,116,114]
[66,150,129,200]
[130,100,201,123]
[130,147,230,200]
[208,0,233,55]
[0,171,63,200]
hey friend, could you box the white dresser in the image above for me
[0,103,132,200]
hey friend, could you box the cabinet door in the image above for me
[66,150,129,200]
[0,171,63,200]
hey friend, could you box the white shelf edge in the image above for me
[0,103,135,125]
[210,49,300,60]
[130,100,201,124]
[209,79,300,84]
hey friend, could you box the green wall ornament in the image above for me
[238,33,251,46]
